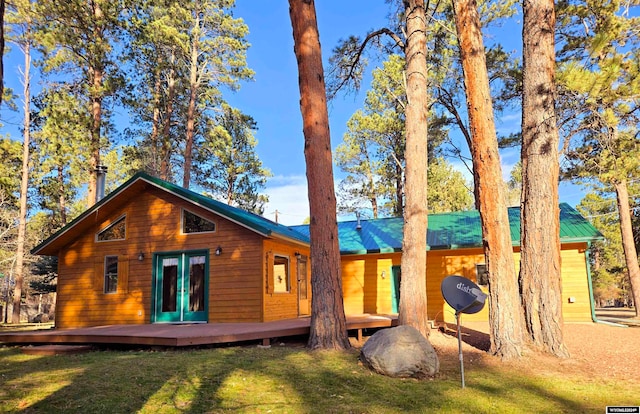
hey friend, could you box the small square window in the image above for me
[183,209,216,233]
[476,264,489,286]
[104,256,118,293]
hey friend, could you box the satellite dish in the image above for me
[441,275,487,315]
[441,275,488,389]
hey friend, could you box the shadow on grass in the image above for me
[438,323,491,352]
[0,337,622,413]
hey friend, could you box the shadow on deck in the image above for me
[0,314,398,348]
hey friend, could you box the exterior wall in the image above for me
[262,240,311,322]
[55,186,266,328]
[341,253,400,315]
[339,244,594,324]
[559,243,593,322]
[433,244,593,323]
[428,248,490,323]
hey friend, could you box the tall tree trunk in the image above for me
[87,2,105,207]
[58,165,67,225]
[395,163,403,216]
[0,0,4,107]
[452,0,526,359]
[183,8,201,189]
[614,179,640,317]
[398,0,430,337]
[289,0,350,350]
[150,70,162,175]
[160,48,177,181]
[520,0,569,357]
[11,37,31,324]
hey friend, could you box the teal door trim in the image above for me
[152,250,209,323]
[391,265,401,313]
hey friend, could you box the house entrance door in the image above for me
[391,265,401,313]
[154,252,208,323]
[297,255,310,316]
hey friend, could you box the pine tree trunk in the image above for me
[150,71,162,175]
[452,0,525,359]
[398,0,430,338]
[289,0,350,350]
[520,0,569,357]
[58,166,67,225]
[87,2,104,207]
[184,14,200,190]
[395,163,403,216]
[614,180,640,317]
[161,48,177,181]
[0,0,4,108]
[11,39,31,324]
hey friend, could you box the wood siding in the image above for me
[559,243,593,322]
[51,179,593,328]
[55,186,267,328]
[341,243,594,324]
[262,240,311,322]
[341,253,400,315]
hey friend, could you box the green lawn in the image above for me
[0,344,637,413]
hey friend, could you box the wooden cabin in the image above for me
[32,173,312,328]
[34,172,602,329]
[292,204,603,324]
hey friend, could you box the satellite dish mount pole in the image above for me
[456,310,465,388]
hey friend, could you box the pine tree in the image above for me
[520,0,569,357]
[557,0,640,318]
[289,0,350,350]
[452,0,527,359]
[195,104,271,214]
[35,0,124,206]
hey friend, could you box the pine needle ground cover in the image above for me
[1,337,638,414]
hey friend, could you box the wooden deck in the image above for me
[0,315,397,347]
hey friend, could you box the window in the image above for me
[273,255,290,293]
[183,209,216,234]
[97,216,126,241]
[104,256,118,293]
[476,264,489,286]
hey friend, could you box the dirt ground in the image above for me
[426,308,640,382]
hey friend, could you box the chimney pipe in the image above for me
[95,165,108,203]
[356,211,362,230]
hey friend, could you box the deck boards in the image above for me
[0,315,398,347]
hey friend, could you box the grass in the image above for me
[1,343,638,414]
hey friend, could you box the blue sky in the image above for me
[227,1,586,224]
[226,1,395,224]
[0,1,589,226]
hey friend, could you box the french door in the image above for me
[153,251,208,323]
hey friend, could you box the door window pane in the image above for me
[297,256,308,299]
[162,258,178,312]
[189,256,206,312]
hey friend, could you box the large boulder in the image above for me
[360,325,439,378]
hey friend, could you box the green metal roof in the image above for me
[291,203,603,255]
[139,173,309,244]
[33,170,602,258]
[32,172,309,255]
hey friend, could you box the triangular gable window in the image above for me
[183,209,216,234]
[97,216,126,242]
